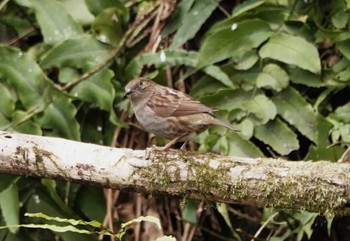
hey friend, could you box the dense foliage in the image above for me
[0,0,350,240]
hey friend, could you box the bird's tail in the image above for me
[212,118,239,132]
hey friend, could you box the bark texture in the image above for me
[0,131,349,215]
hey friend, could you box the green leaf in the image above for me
[257,64,289,91]
[0,223,91,234]
[244,94,277,124]
[0,15,31,34]
[271,87,317,142]
[335,67,350,82]
[0,84,16,117]
[117,216,161,239]
[0,46,52,110]
[259,33,321,74]
[182,200,197,224]
[0,175,20,193]
[170,0,219,49]
[331,101,350,122]
[25,213,101,228]
[59,0,95,25]
[197,19,272,68]
[255,118,299,155]
[199,89,255,111]
[307,115,343,161]
[337,40,350,61]
[161,0,195,36]
[232,50,259,70]
[41,180,76,217]
[231,71,260,91]
[58,67,80,84]
[121,216,161,229]
[216,203,233,230]
[240,118,254,139]
[289,67,324,87]
[317,29,350,43]
[294,212,317,241]
[40,36,112,70]
[70,69,115,111]
[226,132,264,157]
[205,131,264,157]
[190,75,228,98]
[11,110,42,135]
[39,96,80,140]
[0,184,20,233]
[85,0,127,16]
[216,203,241,240]
[92,8,125,46]
[76,187,106,222]
[26,190,99,241]
[232,0,266,17]
[332,10,349,29]
[125,50,198,80]
[202,65,234,87]
[30,0,83,45]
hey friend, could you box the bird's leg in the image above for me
[152,134,188,151]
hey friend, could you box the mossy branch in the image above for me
[0,131,349,216]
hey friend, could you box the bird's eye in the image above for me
[138,81,144,87]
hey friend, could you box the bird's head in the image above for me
[124,77,155,100]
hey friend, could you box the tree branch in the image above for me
[0,131,349,215]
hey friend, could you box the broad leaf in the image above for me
[26,190,98,241]
[39,96,80,140]
[330,101,350,122]
[289,67,324,87]
[11,110,42,135]
[85,0,127,16]
[0,84,16,117]
[0,175,20,195]
[337,40,350,62]
[306,116,343,161]
[59,0,94,25]
[40,36,112,70]
[259,33,321,74]
[199,89,255,111]
[197,19,272,68]
[125,50,198,80]
[202,65,234,87]
[0,46,52,110]
[232,50,259,70]
[271,87,317,142]
[190,75,229,97]
[70,69,115,111]
[92,8,125,46]
[76,186,106,222]
[182,200,197,224]
[257,64,289,91]
[244,94,277,124]
[170,0,218,48]
[232,0,266,17]
[255,118,299,155]
[30,0,83,45]
[226,132,264,157]
[0,184,20,233]
[162,0,195,36]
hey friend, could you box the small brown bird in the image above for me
[124,77,238,150]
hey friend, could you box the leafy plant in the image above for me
[0,0,349,240]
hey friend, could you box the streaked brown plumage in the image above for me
[124,77,238,150]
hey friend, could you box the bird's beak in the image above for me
[124,88,132,99]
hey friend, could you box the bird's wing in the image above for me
[147,88,213,118]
